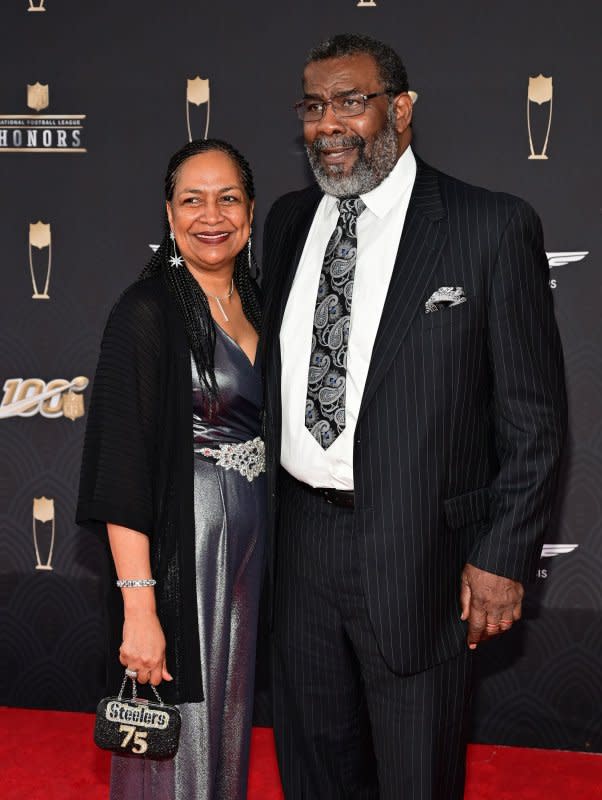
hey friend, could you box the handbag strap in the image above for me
[117,670,164,705]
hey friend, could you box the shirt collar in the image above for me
[360,145,416,219]
[323,146,416,220]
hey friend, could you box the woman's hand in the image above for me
[106,523,173,687]
[119,608,173,686]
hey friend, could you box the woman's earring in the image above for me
[169,230,183,268]
[247,227,253,271]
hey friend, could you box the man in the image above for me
[261,34,566,799]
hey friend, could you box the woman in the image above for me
[77,138,265,799]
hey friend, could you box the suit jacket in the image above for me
[261,158,567,675]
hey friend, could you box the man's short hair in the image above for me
[306,34,409,95]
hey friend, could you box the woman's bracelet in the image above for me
[116,578,156,588]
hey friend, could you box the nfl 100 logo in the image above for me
[0,376,89,420]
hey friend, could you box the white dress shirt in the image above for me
[280,146,417,489]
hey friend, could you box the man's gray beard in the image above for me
[305,108,399,197]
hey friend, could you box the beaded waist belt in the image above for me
[196,436,265,482]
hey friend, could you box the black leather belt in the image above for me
[314,486,355,508]
[284,471,355,509]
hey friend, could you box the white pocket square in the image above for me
[425,286,467,314]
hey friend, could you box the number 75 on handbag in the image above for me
[94,678,181,759]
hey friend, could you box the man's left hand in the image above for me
[460,563,524,649]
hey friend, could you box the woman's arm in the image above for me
[108,522,173,686]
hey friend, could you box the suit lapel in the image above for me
[358,160,448,419]
[275,193,321,332]
[264,187,321,380]
[262,185,321,480]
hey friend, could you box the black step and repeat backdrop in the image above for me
[1,0,600,752]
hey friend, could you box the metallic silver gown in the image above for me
[110,325,266,800]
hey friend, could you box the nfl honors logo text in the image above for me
[0,83,86,153]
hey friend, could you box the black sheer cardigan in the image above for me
[76,274,203,704]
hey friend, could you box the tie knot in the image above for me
[338,196,366,218]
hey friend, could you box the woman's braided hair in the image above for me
[139,138,261,403]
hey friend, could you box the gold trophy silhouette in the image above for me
[29,221,52,299]
[33,497,55,571]
[527,74,553,160]
[186,77,210,142]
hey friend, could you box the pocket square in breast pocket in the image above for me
[425,286,467,314]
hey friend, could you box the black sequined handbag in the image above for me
[94,671,181,759]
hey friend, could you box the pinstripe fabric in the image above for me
[273,473,473,799]
[261,158,567,796]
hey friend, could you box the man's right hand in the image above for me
[460,563,524,649]
[119,608,173,686]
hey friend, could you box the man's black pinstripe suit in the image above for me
[261,158,567,799]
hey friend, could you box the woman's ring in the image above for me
[125,668,138,679]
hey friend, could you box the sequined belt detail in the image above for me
[197,436,265,482]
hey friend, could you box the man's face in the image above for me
[302,53,411,197]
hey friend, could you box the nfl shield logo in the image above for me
[29,221,51,249]
[33,497,54,523]
[528,75,553,105]
[186,77,210,106]
[63,390,84,420]
[27,82,49,112]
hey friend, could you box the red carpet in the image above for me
[1,708,600,799]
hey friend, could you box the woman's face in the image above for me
[166,150,254,274]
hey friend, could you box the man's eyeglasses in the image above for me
[294,91,394,122]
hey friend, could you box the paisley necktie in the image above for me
[305,196,366,449]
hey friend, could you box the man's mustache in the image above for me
[311,135,364,153]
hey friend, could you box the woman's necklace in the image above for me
[205,279,234,322]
